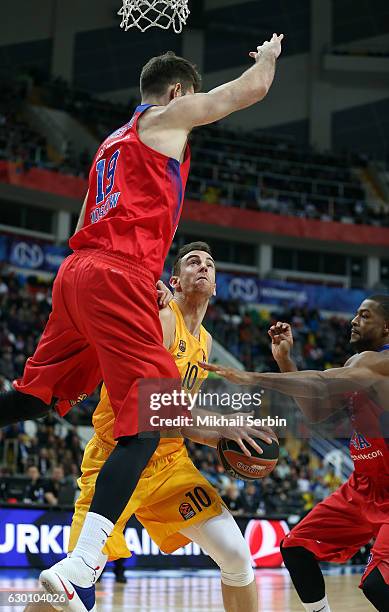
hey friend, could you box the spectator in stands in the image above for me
[297,469,311,494]
[222,483,246,515]
[23,465,46,504]
[274,457,291,479]
[323,466,343,492]
[44,465,75,506]
[16,432,33,473]
[199,459,220,488]
[312,476,330,503]
[38,447,52,475]
[242,483,262,515]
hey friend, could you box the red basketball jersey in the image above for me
[347,391,389,479]
[70,104,191,281]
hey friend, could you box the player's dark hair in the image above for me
[172,242,213,276]
[140,51,201,98]
[368,294,389,321]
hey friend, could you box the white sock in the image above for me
[71,512,114,569]
[302,595,331,612]
[95,551,108,580]
[69,548,108,581]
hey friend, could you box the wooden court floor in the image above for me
[0,568,376,611]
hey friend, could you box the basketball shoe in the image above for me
[39,556,99,612]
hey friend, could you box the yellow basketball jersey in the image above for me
[92,300,209,456]
[168,300,209,393]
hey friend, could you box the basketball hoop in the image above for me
[118,1,190,34]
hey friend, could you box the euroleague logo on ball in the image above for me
[244,519,289,568]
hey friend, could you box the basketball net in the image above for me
[118,0,190,34]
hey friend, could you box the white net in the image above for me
[118,1,190,34]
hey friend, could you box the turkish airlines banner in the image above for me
[0,507,289,569]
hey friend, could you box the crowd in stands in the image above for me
[188,125,389,225]
[206,298,351,372]
[38,76,134,145]
[0,266,354,522]
[1,74,388,226]
[0,79,49,171]
[0,416,82,507]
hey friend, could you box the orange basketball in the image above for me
[217,430,279,480]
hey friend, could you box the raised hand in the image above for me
[268,321,293,363]
[156,279,173,309]
[249,33,284,61]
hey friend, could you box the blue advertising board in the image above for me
[216,274,367,314]
[0,507,288,570]
[1,233,366,313]
[0,234,70,273]
[8,239,70,273]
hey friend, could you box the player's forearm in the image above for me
[208,50,277,110]
[275,356,298,374]
[246,368,369,399]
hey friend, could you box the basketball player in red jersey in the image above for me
[201,295,389,612]
[0,36,283,610]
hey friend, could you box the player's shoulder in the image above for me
[204,329,212,345]
[345,350,389,370]
[203,329,213,355]
[142,95,202,129]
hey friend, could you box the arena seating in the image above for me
[2,75,386,226]
[187,125,380,224]
[0,79,49,170]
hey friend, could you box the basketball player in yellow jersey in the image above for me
[65,242,271,612]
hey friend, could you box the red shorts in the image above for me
[13,250,180,437]
[282,472,389,586]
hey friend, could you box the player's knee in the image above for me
[0,389,53,427]
[362,566,389,611]
[362,567,381,596]
[280,541,313,571]
[219,539,254,588]
[280,540,298,567]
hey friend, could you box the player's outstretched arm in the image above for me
[164,33,284,129]
[199,352,389,399]
[198,361,376,395]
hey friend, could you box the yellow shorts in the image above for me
[68,435,224,561]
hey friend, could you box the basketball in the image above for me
[217,431,279,481]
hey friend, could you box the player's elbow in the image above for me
[254,83,270,103]
[240,84,270,108]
